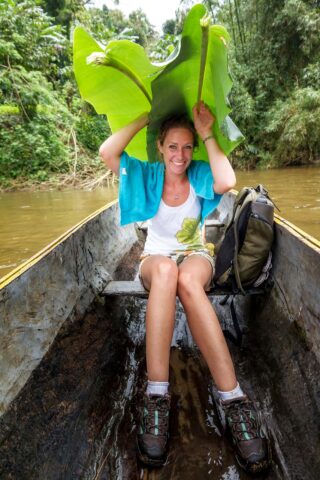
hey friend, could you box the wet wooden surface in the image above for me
[107,347,270,480]
[0,293,280,480]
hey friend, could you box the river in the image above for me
[0,166,319,280]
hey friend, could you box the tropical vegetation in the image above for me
[0,0,319,190]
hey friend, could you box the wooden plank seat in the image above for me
[101,280,267,298]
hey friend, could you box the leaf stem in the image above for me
[87,51,152,105]
[197,15,211,105]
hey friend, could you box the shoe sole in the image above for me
[236,454,271,475]
[136,440,167,468]
[213,396,272,475]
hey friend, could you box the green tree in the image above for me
[0,68,73,180]
[0,0,73,180]
[128,9,156,47]
[77,5,139,43]
[215,0,320,167]
[0,0,66,77]
[0,0,116,186]
[264,87,320,166]
[41,0,88,35]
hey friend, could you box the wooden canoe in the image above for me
[0,194,319,479]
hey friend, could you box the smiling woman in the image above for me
[98,103,270,473]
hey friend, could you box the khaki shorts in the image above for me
[138,249,215,292]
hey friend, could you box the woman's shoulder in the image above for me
[120,151,164,179]
[188,159,211,174]
[121,151,161,167]
[120,151,144,165]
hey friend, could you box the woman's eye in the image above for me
[169,145,177,150]
[184,145,193,150]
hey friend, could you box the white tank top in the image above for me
[144,185,204,255]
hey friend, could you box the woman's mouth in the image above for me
[171,160,185,166]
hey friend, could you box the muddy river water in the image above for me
[0,166,319,280]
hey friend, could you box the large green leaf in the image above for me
[147,4,244,161]
[73,27,163,158]
[73,4,244,161]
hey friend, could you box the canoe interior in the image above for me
[0,197,319,479]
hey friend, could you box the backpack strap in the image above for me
[233,210,246,294]
[225,187,251,235]
[233,231,243,294]
[224,188,252,295]
[234,187,252,209]
[220,295,243,347]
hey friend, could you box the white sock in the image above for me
[218,382,245,402]
[146,380,169,396]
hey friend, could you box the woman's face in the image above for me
[158,127,194,176]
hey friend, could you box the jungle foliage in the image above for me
[207,0,320,168]
[0,0,319,187]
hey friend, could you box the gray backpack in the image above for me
[213,185,275,294]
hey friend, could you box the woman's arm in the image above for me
[99,112,149,175]
[192,102,236,194]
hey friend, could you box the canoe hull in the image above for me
[0,202,137,416]
[0,196,319,479]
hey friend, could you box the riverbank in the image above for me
[0,167,118,193]
[2,160,319,193]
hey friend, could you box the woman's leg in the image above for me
[177,255,237,391]
[177,255,271,473]
[140,255,178,381]
[137,255,177,465]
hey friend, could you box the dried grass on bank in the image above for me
[0,164,118,193]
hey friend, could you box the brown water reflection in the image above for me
[0,186,118,278]
[0,166,319,279]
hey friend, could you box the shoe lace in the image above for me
[225,399,259,442]
[144,396,169,436]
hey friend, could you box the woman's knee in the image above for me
[177,270,202,298]
[152,258,178,285]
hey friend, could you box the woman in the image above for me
[99,102,270,473]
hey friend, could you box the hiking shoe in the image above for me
[221,396,271,474]
[136,393,170,467]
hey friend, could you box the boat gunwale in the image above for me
[274,213,320,250]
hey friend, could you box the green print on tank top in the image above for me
[175,216,203,249]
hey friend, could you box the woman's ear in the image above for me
[156,139,164,162]
[157,139,163,155]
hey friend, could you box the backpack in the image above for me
[213,185,275,294]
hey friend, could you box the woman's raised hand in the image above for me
[99,112,149,176]
[192,101,215,140]
[192,101,236,194]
